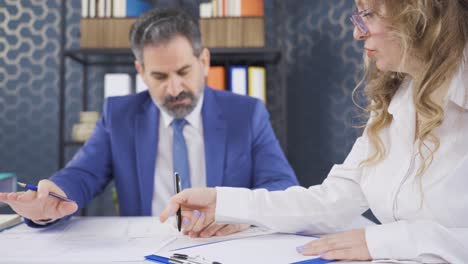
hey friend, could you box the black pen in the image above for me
[174,172,182,232]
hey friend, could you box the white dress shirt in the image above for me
[152,93,206,216]
[215,55,468,262]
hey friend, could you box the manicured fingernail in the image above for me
[193,210,200,217]
[200,212,205,219]
[183,218,190,225]
[296,246,305,252]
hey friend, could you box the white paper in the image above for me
[158,233,321,264]
[0,217,178,263]
[158,225,275,252]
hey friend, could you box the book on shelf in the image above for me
[81,0,153,18]
[71,111,100,143]
[200,0,264,18]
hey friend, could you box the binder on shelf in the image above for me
[206,66,226,90]
[104,73,131,98]
[229,66,247,96]
[136,74,148,93]
[248,66,266,103]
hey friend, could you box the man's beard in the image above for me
[161,90,199,119]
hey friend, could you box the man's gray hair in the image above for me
[129,8,202,63]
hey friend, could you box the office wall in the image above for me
[1,1,61,182]
[280,1,364,186]
[1,1,365,215]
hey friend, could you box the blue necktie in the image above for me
[172,119,191,189]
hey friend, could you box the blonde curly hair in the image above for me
[355,0,468,175]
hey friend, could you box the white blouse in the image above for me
[215,56,468,263]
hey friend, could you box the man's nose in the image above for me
[167,75,183,96]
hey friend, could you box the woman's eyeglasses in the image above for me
[350,9,373,35]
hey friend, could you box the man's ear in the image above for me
[199,48,211,77]
[135,60,145,80]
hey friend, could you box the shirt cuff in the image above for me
[215,187,252,224]
[31,218,58,226]
[365,221,416,260]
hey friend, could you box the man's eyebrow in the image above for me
[150,65,191,76]
[177,65,191,72]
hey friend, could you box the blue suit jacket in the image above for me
[50,87,298,216]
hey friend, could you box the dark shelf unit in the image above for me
[58,2,287,169]
[64,47,281,65]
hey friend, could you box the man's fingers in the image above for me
[37,180,62,199]
[56,201,79,218]
[12,191,36,202]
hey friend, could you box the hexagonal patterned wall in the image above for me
[2,0,366,216]
[1,0,61,184]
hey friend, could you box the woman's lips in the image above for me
[365,48,376,57]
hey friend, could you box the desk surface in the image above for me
[0,216,376,264]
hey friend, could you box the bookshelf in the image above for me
[58,1,288,169]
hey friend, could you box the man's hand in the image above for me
[0,179,78,221]
[296,229,371,261]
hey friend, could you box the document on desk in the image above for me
[157,233,323,264]
[0,217,180,263]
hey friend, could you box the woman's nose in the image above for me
[353,26,368,40]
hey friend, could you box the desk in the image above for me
[0,216,376,264]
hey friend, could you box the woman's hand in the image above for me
[160,187,217,233]
[296,229,371,261]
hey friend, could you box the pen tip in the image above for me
[17,182,26,187]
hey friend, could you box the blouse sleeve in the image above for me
[215,135,370,234]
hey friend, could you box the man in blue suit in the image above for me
[0,9,298,236]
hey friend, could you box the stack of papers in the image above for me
[0,214,22,231]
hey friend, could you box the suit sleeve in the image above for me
[249,101,299,190]
[50,99,114,210]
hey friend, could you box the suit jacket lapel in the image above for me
[202,88,227,187]
[135,96,159,215]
